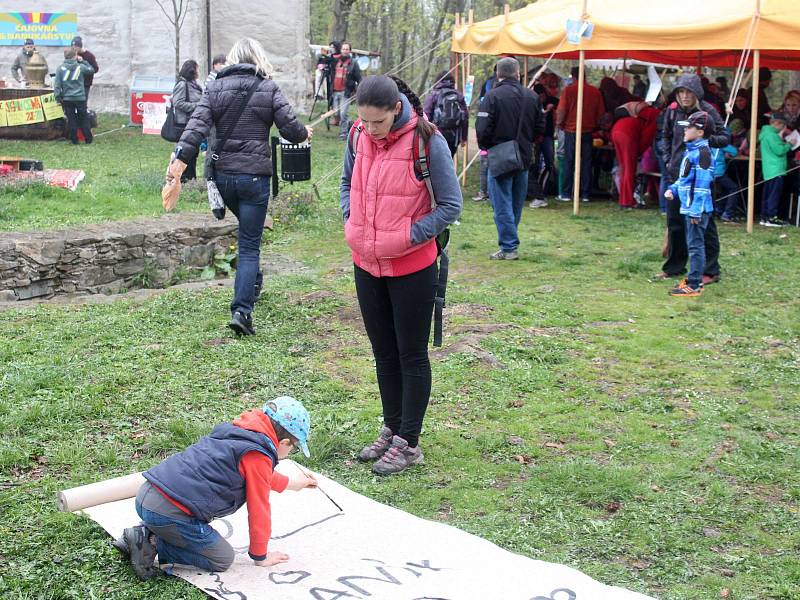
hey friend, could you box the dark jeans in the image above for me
[135,500,234,572]
[662,191,720,277]
[540,135,556,196]
[354,261,437,448]
[761,176,783,219]
[215,172,269,316]
[563,131,592,199]
[488,167,528,252]
[62,100,92,144]
[715,174,741,219]
[479,154,489,195]
[685,213,711,289]
[440,129,459,157]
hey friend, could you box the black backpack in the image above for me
[432,89,465,131]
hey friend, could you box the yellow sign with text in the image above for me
[41,93,65,120]
[0,94,66,127]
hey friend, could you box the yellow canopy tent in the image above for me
[453,0,800,231]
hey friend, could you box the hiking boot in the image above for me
[112,534,130,558]
[122,525,158,581]
[371,436,424,475]
[229,311,255,336]
[669,281,703,297]
[357,426,394,462]
[489,249,519,260]
[529,199,548,208]
[702,274,721,286]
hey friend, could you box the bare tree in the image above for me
[331,0,357,41]
[154,0,192,76]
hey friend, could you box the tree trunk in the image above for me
[332,0,356,41]
[418,0,453,92]
[174,19,181,76]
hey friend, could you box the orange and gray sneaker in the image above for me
[669,281,703,296]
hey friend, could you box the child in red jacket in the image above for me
[115,396,316,580]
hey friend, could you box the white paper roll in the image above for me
[58,472,145,512]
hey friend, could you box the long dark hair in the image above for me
[356,75,436,143]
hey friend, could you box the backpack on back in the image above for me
[432,89,465,131]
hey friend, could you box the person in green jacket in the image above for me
[53,47,95,145]
[758,111,793,227]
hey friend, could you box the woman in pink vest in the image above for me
[341,75,462,475]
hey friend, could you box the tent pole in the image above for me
[573,49,586,215]
[462,50,470,186]
[747,50,760,234]
[524,56,529,87]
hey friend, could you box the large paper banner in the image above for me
[0,12,77,46]
[0,102,7,127]
[41,92,64,120]
[4,96,44,127]
[81,461,655,600]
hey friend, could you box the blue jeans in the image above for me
[563,131,592,199]
[685,212,711,289]
[488,168,528,252]
[761,176,783,219]
[331,91,349,134]
[135,501,234,572]
[215,172,269,315]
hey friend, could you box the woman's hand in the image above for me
[254,551,290,567]
[305,125,314,141]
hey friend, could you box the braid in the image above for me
[389,75,436,142]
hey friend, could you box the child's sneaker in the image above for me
[669,281,703,297]
[122,525,158,581]
[357,426,393,461]
[760,217,785,227]
[371,436,424,475]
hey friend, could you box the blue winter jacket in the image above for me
[668,138,715,218]
[712,143,737,177]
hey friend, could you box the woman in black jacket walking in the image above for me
[163,38,312,336]
[171,60,203,181]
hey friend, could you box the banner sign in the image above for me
[0,12,78,46]
[41,92,65,120]
[0,94,64,127]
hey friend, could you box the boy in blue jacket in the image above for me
[664,111,715,296]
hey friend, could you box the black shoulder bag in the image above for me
[161,81,189,143]
[487,89,529,178]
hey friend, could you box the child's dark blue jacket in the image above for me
[668,138,715,218]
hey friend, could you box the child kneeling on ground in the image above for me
[664,111,716,297]
[115,396,317,580]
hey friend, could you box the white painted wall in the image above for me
[0,0,309,114]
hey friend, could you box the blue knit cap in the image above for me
[263,396,310,457]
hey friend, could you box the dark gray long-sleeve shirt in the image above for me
[340,94,462,246]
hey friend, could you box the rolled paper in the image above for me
[57,472,145,512]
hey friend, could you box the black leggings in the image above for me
[354,261,437,448]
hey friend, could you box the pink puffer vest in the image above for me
[344,112,438,278]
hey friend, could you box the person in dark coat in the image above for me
[423,71,469,157]
[656,73,730,283]
[164,38,311,336]
[170,60,204,182]
[476,57,545,260]
[71,36,99,100]
[747,67,773,128]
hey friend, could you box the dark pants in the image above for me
[135,501,234,572]
[540,135,556,196]
[662,190,720,277]
[62,100,92,144]
[685,213,711,289]
[715,174,741,219]
[181,155,197,182]
[354,262,437,448]
[563,131,592,199]
[761,176,783,219]
[488,168,528,252]
[441,129,459,157]
[216,172,268,316]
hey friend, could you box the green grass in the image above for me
[0,113,798,600]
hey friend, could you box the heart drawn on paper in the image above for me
[269,570,312,585]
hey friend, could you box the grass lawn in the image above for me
[0,113,798,600]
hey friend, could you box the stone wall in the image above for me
[0,213,238,301]
[0,0,310,113]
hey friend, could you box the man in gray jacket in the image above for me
[11,38,48,84]
[53,47,95,144]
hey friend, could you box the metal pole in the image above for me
[747,50,760,233]
[573,49,586,215]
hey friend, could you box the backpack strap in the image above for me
[412,129,449,348]
[347,118,363,161]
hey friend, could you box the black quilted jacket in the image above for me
[177,63,307,176]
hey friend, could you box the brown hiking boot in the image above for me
[357,426,394,462]
[371,436,424,475]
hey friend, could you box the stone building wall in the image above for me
[0,0,310,114]
[0,213,238,301]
